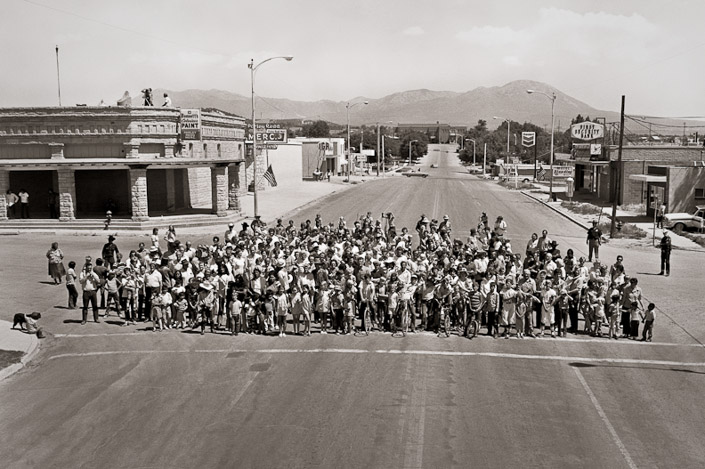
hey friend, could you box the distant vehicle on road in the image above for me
[404,172,428,178]
[664,205,705,232]
[430,163,438,168]
[467,165,483,174]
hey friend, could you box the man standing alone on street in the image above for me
[586,220,602,262]
[659,231,672,276]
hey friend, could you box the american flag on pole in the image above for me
[537,166,547,181]
[263,164,278,187]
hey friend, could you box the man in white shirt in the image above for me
[18,188,29,218]
[5,190,19,218]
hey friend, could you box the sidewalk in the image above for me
[0,320,40,381]
[173,174,371,236]
[0,174,374,238]
[522,190,704,251]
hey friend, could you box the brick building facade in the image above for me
[0,107,247,224]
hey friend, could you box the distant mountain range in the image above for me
[157,80,692,133]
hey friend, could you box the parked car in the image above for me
[430,163,438,168]
[664,205,705,232]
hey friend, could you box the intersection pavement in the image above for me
[1,146,704,468]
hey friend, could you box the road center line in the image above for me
[47,348,705,368]
[574,367,638,469]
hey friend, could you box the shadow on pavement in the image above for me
[569,362,705,375]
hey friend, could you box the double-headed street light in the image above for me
[249,55,293,217]
[408,139,418,166]
[346,100,368,182]
[493,116,511,159]
[527,89,556,201]
[465,138,476,166]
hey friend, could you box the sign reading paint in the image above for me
[180,109,201,140]
[571,122,604,141]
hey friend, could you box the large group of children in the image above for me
[59,211,656,342]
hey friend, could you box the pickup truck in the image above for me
[664,205,705,232]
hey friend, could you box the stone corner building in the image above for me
[0,106,247,223]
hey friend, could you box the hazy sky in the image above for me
[2,0,703,117]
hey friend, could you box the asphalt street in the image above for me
[1,146,705,468]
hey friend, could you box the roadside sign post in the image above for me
[566,177,574,203]
[650,185,664,246]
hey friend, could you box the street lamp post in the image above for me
[408,139,418,166]
[527,89,556,201]
[249,55,293,217]
[465,138,476,166]
[346,100,368,182]
[377,121,394,177]
[493,116,511,159]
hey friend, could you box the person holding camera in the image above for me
[79,263,101,324]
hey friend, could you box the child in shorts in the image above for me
[640,303,656,342]
[151,292,164,332]
[228,290,242,336]
[344,295,356,335]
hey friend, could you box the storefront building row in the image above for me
[557,145,705,215]
[0,106,247,222]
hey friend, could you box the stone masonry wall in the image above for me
[187,167,212,209]
[0,170,8,219]
[211,166,228,217]
[57,168,76,220]
[130,168,149,220]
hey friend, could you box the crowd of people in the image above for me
[49,211,657,342]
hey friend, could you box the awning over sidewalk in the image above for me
[629,174,667,183]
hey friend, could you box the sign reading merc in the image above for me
[248,123,288,143]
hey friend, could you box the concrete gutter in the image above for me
[0,322,41,381]
[521,191,590,230]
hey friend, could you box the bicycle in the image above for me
[466,310,480,338]
[437,304,451,337]
[355,304,372,336]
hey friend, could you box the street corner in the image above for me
[0,320,41,381]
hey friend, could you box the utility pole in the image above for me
[376,123,380,177]
[55,45,62,106]
[610,95,625,238]
[483,143,487,176]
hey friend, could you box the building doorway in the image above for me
[75,169,130,218]
[8,170,56,219]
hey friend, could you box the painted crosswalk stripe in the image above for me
[48,348,705,368]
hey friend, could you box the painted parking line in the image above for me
[575,367,638,469]
[47,348,705,367]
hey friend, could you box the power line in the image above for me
[626,115,705,129]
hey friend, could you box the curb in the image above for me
[520,191,590,230]
[0,333,41,382]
